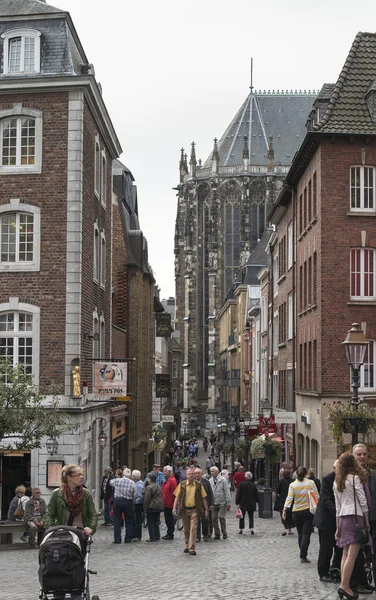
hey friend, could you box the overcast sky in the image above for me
[58,0,376,298]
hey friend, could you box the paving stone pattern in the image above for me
[1,500,344,600]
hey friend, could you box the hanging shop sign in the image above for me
[94,362,127,398]
[156,313,172,337]
[156,374,171,398]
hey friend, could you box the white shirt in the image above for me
[334,474,368,517]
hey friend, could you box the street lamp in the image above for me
[242,412,251,469]
[342,323,369,446]
[90,417,107,449]
[46,437,59,456]
[262,399,273,518]
[229,418,237,470]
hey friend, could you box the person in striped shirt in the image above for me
[282,466,319,563]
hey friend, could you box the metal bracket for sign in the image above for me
[89,357,136,362]
[85,397,117,404]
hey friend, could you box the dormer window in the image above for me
[1,29,41,75]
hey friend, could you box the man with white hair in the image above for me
[209,466,231,539]
[161,465,177,540]
[109,468,137,544]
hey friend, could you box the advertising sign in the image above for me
[259,414,277,434]
[162,415,174,422]
[152,400,161,423]
[275,412,297,424]
[94,362,127,398]
[156,374,171,398]
[156,313,172,337]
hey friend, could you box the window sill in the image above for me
[0,165,41,175]
[298,303,317,316]
[347,300,376,305]
[278,342,286,349]
[94,190,100,200]
[2,71,40,76]
[277,274,286,285]
[297,217,317,241]
[93,278,100,285]
[0,262,39,272]
[100,284,106,291]
[101,201,106,209]
[347,211,376,217]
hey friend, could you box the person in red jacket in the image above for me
[233,466,246,489]
[161,465,177,540]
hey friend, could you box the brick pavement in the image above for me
[0,501,345,600]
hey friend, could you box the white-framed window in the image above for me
[0,200,40,272]
[92,309,99,360]
[172,388,178,407]
[101,152,107,207]
[287,221,293,270]
[100,231,106,288]
[350,248,376,300]
[287,291,293,340]
[93,222,100,283]
[99,314,105,360]
[94,138,100,198]
[360,340,375,390]
[1,29,41,75]
[172,359,178,379]
[273,254,278,297]
[0,300,40,383]
[0,105,42,174]
[350,166,376,212]
[261,294,268,334]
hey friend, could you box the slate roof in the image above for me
[0,0,64,16]
[314,32,376,134]
[203,90,317,169]
[242,228,272,286]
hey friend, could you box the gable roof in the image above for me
[202,90,317,169]
[0,0,64,16]
[313,32,376,134]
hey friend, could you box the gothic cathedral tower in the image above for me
[174,88,316,430]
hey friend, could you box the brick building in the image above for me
[0,0,122,514]
[269,32,376,474]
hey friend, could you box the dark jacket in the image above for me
[309,476,321,494]
[144,482,164,513]
[202,478,214,507]
[235,480,259,512]
[275,477,293,512]
[313,471,336,533]
[369,470,376,522]
[100,475,114,500]
[24,497,47,524]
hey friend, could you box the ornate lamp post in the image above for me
[262,399,273,518]
[242,412,251,469]
[91,417,107,449]
[46,437,59,456]
[229,418,237,470]
[342,323,369,446]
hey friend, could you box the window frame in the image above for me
[0,299,40,383]
[350,166,376,213]
[101,151,107,208]
[0,105,42,174]
[100,231,106,289]
[93,222,100,284]
[172,359,178,379]
[287,291,293,340]
[94,137,101,199]
[287,221,293,270]
[99,314,105,360]
[1,29,41,75]
[350,248,376,300]
[0,200,40,272]
[360,340,375,391]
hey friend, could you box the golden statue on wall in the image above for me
[72,365,80,397]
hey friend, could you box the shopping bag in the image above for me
[308,489,318,515]
[236,507,243,519]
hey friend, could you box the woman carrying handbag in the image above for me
[333,452,370,600]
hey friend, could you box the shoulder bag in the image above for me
[308,481,318,515]
[353,475,369,545]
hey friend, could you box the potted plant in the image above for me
[250,435,283,464]
[325,400,376,446]
[256,477,265,489]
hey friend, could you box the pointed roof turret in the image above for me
[189,142,197,177]
[202,88,317,170]
[212,137,219,162]
[179,147,186,183]
[184,153,188,173]
[0,0,64,16]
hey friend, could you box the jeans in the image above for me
[113,498,134,543]
[292,509,314,559]
[164,507,174,537]
[134,503,143,540]
[147,510,161,541]
[104,497,113,525]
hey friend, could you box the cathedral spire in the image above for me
[242,136,249,171]
[212,138,219,174]
[184,153,188,174]
[189,142,197,177]
[267,136,274,173]
[179,147,186,183]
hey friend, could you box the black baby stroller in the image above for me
[38,526,98,600]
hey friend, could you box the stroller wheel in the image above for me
[329,568,341,583]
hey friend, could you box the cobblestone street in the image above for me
[1,502,344,600]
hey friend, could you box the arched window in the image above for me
[0,106,42,174]
[1,29,41,75]
[0,299,40,383]
[305,436,311,468]
[297,433,304,466]
[0,200,40,271]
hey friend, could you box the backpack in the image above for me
[38,527,85,591]
[13,499,24,520]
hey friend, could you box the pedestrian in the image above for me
[132,470,144,542]
[235,471,259,535]
[279,461,293,480]
[275,468,295,536]
[143,472,164,542]
[109,467,137,544]
[7,485,26,522]
[315,460,342,583]
[308,467,321,494]
[205,455,214,476]
[334,452,370,600]
[233,466,246,489]
[194,467,214,541]
[282,466,319,563]
[173,467,208,555]
[144,463,166,486]
[175,459,188,483]
[161,465,177,540]
[45,464,97,538]
[100,466,114,526]
[203,436,208,452]
[24,487,47,548]
[209,466,231,540]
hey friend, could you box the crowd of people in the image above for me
[8,438,376,598]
